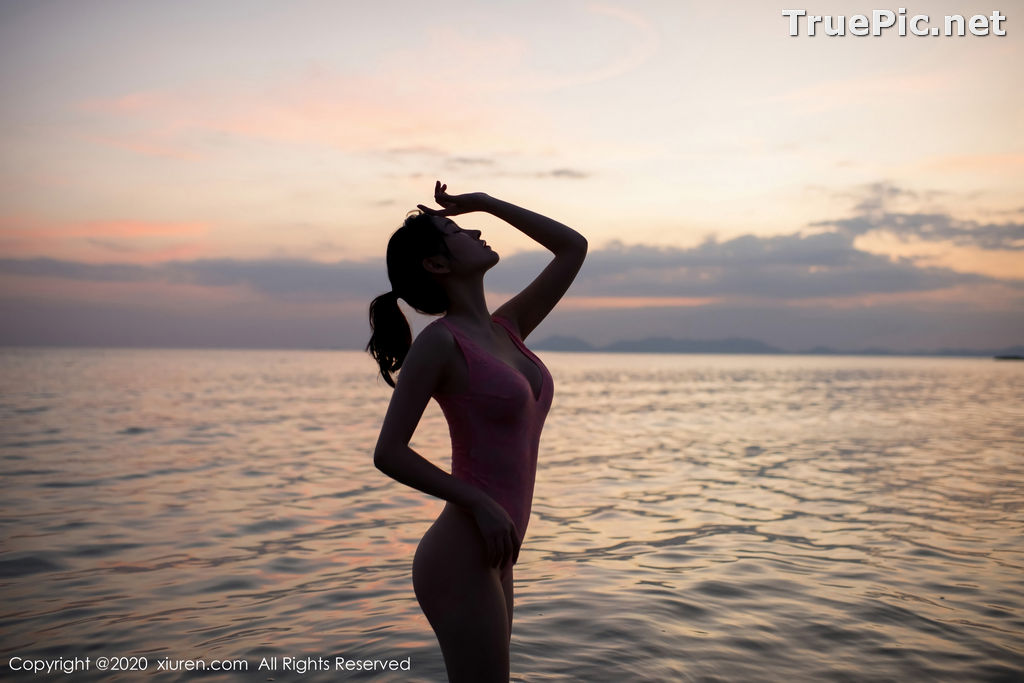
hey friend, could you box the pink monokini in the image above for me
[431,315,553,543]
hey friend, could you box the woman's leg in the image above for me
[413,504,510,682]
[501,565,514,642]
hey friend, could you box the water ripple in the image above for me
[0,349,1021,681]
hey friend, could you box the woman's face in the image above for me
[433,216,500,272]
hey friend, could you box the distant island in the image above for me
[531,335,1024,359]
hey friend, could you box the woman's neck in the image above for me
[444,277,491,327]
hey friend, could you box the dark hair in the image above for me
[366,212,451,387]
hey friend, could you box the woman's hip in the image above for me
[412,503,512,609]
[414,503,488,574]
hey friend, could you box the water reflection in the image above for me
[1,349,1022,681]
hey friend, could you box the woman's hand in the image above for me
[416,180,492,217]
[470,494,521,570]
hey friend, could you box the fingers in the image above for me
[499,527,519,569]
[417,204,458,218]
[471,500,518,569]
[484,528,517,569]
[434,180,451,205]
[418,179,453,216]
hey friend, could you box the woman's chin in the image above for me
[486,250,500,267]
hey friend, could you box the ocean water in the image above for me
[1,348,1022,682]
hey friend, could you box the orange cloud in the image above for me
[542,286,1022,313]
[782,283,1022,312]
[82,133,202,161]
[0,215,211,263]
[921,153,1024,173]
[855,232,1024,280]
[0,215,209,239]
[74,67,551,157]
[71,10,658,162]
[559,295,718,309]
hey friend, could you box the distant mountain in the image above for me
[603,336,781,354]
[534,335,596,351]
[531,336,1024,358]
[531,335,781,353]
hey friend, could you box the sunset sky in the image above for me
[1,0,1021,351]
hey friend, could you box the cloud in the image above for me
[3,276,1018,353]
[492,167,591,179]
[382,147,591,180]
[446,157,495,167]
[4,218,1020,309]
[529,298,1024,353]
[385,146,447,156]
[3,217,1021,351]
[75,72,536,159]
[0,257,386,302]
[849,181,922,213]
[164,258,385,300]
[65,3,662,167]
[376,4,660,96]
[547,168,589,179]
[815,212,1024,250]
[0,296,355,349]
[486,232,1012,299]
[0,258,157,284]
[0,215,213,262]
[5,178,1022,316]
[84,238,155,254]
[814,181,1024,250]
[0,216,209,239]
[922,153,1024,173]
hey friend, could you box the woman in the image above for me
[367,181,586,681]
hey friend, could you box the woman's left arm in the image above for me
[419,181,587,339]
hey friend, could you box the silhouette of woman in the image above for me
[367,181,586,681]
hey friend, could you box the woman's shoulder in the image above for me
[411,318,472,397]
[407,317,457,361]
[394,318,459,391]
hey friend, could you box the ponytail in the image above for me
[366,291,411,388]
[365,211,451,388]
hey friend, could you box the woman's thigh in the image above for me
[501,566,514,641]
[413,504,511,682]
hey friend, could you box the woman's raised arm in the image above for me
[418,181,587,339]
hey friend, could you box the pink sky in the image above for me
[0,1,1021,351]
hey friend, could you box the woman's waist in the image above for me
[451,447,539,478]
[441,481,533,541]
